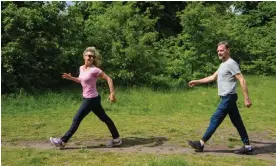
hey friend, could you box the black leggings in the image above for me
[61,95,120,143]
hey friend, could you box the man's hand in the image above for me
[188,80,199,87]
[245,98,252,108]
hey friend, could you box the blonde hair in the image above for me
[83,46,102,67]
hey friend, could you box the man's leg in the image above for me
[228,95,253,154]
[189,96,229,152]
[201,97,229,142]
[228,102,250,145]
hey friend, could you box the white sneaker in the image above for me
[106,138,122,148]
[50,137,65,148]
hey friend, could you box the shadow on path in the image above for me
[204,149,235,153]
[251,140,276,154]
[63,136,169,150]
[199,140,276,155]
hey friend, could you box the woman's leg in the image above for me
[61,99,92,143]
[91,96,120,139]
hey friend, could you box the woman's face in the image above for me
[84,51,95,66]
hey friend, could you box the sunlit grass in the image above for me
[1,75,276,165]
[1,147,272,166]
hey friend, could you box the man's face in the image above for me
[217,44,230,61]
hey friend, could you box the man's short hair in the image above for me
[217,41,230,49]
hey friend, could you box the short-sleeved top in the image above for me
[217,58,241,96]
[78,65,102,98]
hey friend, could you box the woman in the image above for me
[50,47,122,148]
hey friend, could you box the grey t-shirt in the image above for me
[217,58,241,96]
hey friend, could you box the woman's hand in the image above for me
[108,93,117,103]
[62,73,72,80]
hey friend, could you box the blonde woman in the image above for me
[50,47,122,148]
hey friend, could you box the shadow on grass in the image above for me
[63,136,169,150]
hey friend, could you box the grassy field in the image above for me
[2,75,276,166]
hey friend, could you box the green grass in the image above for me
[1,147,271,166]
[2,75,276,165]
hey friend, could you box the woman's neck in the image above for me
[84,64,93,69]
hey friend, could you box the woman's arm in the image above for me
[62,73,81,83]
[98,72,116,103]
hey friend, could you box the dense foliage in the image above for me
[2,1,276,92]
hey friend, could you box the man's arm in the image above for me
[235,73,252,108]
[188,71,218,87]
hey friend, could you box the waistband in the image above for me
[220,93,237,98]
[83,95,100,100]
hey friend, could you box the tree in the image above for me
[78,2,162,86]
[1,1,69,92]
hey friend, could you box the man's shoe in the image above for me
[234,146,254,155]
[106,138,122,148]
[188,140,204,152]
[50,137,65,148]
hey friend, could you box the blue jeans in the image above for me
[61,95,120,143]
[202,94,250,145]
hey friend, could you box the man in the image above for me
[188,41,254,155]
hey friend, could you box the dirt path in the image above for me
[2,137,276,161]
